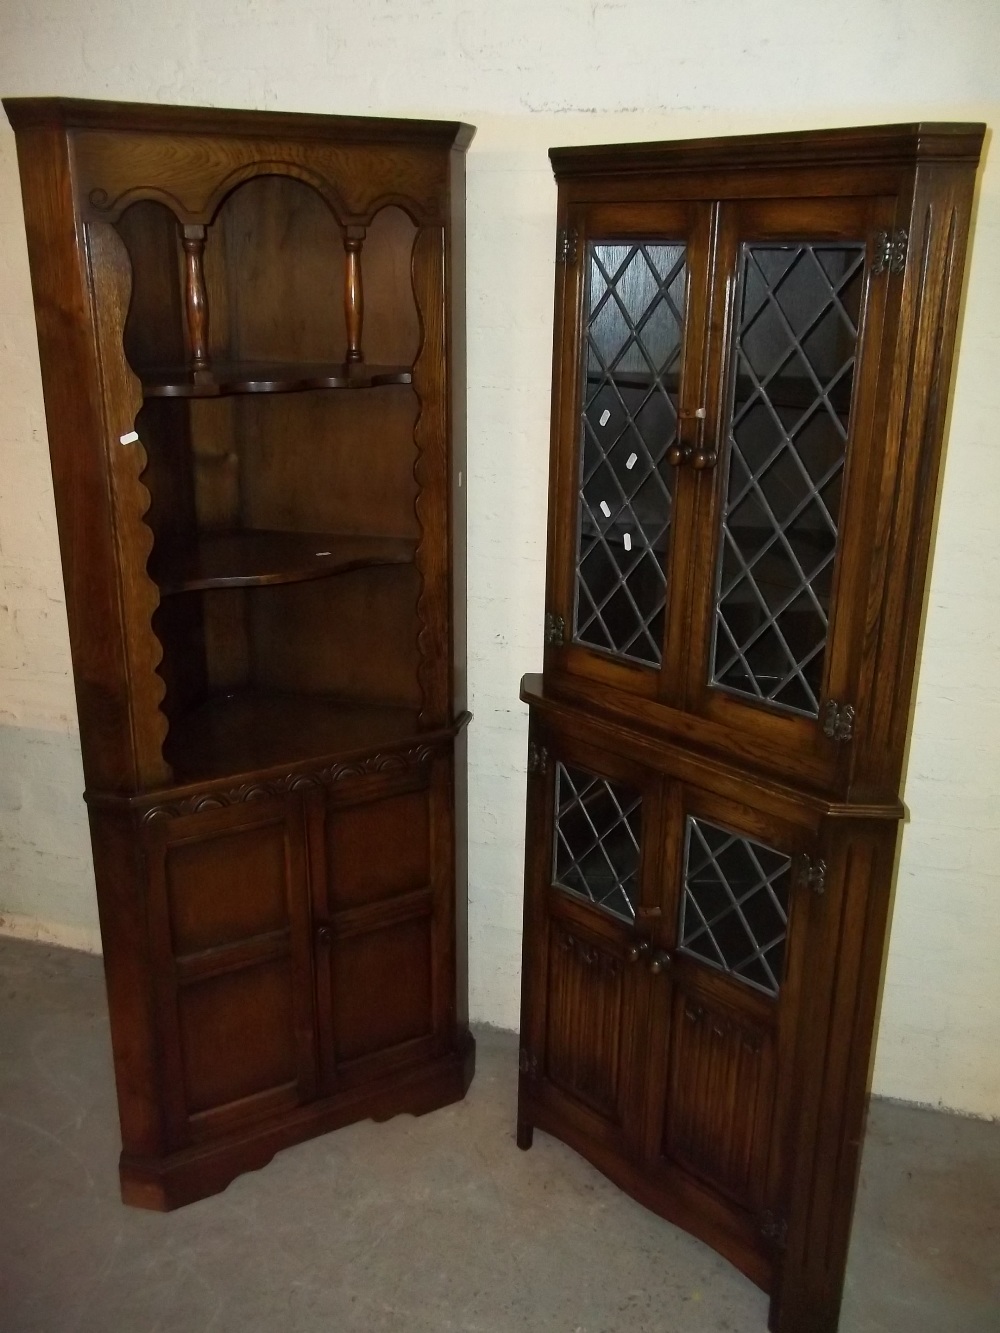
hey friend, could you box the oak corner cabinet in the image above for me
[517,124,984,1332]
[3,96,475,1209]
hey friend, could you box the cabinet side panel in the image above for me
[851,162,980,799]
[11,124,140,790]
[88,807,165,1158]
[448,145,468,717]
[773,821,899,1333]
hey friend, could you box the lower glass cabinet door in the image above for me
[518,728,823,1289]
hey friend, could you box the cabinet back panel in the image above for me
[212,175,344,363]
[249,566,422,706]
[166,822,290,955]
[327,789,430,908]
[331,916,433,1063]
[239,387,419,538]
[150,594,208,724]
[116,200,186,371]
[178,959,297,1113]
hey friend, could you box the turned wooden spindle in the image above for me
[344,226,365,366]
[181,224,211,379]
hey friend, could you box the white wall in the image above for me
[0,0,997,1115]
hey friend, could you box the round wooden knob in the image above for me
[627,941,649,963]
[648,951,672,975]
[691,450,718,471]
[666,444,687,466]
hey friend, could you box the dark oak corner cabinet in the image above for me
[517,124,984,1332]
[4,97,475,1209]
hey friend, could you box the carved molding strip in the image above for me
[140,744,436,823]
[555,924,622,979]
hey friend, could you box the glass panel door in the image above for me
[711,242,865,716]
[545,202,712,702]
[639,781,817,1271]
[575,242,687,666]
[684,196,894,784]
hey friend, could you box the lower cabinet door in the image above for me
[639,782,821,1287]
[519,732,664,1158]
[309,755,456,1092]
[520,718,828,1293]
[142,795,318,1146]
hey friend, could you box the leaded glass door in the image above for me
[638,781,819,1282]
[518,728,664,1156]
[545,202,712,703]
[683,196,896,782]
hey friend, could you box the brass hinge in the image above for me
[558,227,578,264]
[527,741,549,776]
[518,1047,539,1079]
[797,854,827,896]
[544,612,566,646]
[760,1209,789,1250]
[822,699,855,742]
[871,228,908,276]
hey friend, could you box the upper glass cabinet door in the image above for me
[546,203,712,700]
[686,195,895,778]
[575,240,687,666]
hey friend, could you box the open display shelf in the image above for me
[153,530,417,594]
[141,361,413,397]
[5,96,474,1211]
[163,689,423,782]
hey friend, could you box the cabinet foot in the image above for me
[516,1119,534,1150]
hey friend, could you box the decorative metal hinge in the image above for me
[527,741,549,776]
[558,227,579,264]
[797,854,827,896]
[518,1048,539,1079]
[822,699,855,742]
[760,1210,789,1250]
[871,228,908,276]
[545,612,566,646]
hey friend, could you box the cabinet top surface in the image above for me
[2,95,476,150]
[549,121,986,178]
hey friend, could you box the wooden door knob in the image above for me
[648,950,672,975]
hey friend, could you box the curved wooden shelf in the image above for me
[154,530,417,594]
[139,361,413,398]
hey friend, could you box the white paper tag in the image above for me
[600,501,611,518]
[623,533,632,552]
[599,409,611,427]
[626,452,638,470]
[119,431,139,446]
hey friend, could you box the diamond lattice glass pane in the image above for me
[573,241,687,666]
[710,242,865,716]
[679,816,792,996]
[552,762,642,923]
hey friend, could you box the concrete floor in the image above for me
[0,937,996,1332]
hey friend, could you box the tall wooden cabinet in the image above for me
[517,124,984,1331]
[4,97,475,1209]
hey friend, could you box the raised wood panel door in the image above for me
[545,202,713,703]
[519,730,664,1156]
[639,783,822,1288]
[309,757,456,1092]
[682,195,898,789]
[142,796,317,1144]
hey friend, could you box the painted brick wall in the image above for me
[0,0,997,1114]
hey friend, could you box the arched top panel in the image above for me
[74,130,447,228]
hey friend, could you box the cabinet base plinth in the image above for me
[120,1033,475,1211]
[519,1088,772,1294]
